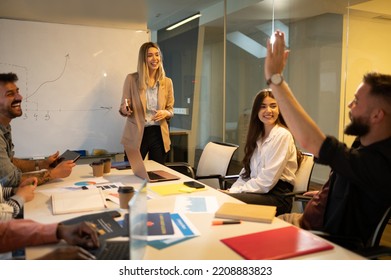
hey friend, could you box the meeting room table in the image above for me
[23,161,365,260]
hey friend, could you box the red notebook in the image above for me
[221,226,334,260]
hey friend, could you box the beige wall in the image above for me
[341,14,391,146]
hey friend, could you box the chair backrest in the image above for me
[196,141,238,188]
[367,205,391,248]
[293,152,315,193]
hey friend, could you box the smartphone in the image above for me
[183,181,205,189]
[110,210,121,218]
[49,149,81,168]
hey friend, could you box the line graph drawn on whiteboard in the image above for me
[1,54,115,122]
[26,54,69,99]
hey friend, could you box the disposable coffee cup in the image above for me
[118,186,135,209]
[90,161,104,177]
[101,158,111,173]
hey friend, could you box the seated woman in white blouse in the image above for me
[222,89,301,215]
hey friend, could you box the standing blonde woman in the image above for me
[119,42,174,164]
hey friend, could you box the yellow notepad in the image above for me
[215,202,276,223]
[51,188,107,215]
[149,184,206,196]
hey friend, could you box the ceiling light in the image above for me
[166,13,201,31]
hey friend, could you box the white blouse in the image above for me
[229,125,298,194]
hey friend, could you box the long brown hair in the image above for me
[241,89,301,179]
[137,42,166,90]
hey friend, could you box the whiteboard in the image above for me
[0,19,148,158]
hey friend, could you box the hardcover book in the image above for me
[215,202,276,223]
[62,210,126,238]
[147,212,175,236]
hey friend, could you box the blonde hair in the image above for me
[137,42,166,90]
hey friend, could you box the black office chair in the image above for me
[310,205,391,259]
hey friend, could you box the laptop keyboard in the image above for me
[96,241,129,260]
[147,171,165,180]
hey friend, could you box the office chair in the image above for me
[355,205,391,259]
[284,152,315,213]
[310,205,391,259]
[166,141,238,189]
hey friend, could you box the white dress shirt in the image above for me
[229,124,298,194]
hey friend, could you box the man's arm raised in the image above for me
[264,30,326,157]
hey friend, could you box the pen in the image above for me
[212,220,241,226]
[125,99,130,111]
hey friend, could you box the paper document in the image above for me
[51,188,107,215]
[174,196,219,213]
[147,212,200,241]
[37,178,111,194]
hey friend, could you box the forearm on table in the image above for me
[0,220,58,253]
[22,169,51,185]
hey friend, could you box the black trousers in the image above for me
[228,180,294,216]
[140,125,167,164]
[123,126,167,164]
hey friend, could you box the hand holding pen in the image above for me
[16,177,38,203]
[121,98,133,116]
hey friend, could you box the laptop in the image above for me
[124,146,180,183]
[92,180,148,260]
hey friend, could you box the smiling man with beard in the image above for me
[0,73,76,192]
[266,31,391,250]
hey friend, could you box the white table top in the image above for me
[24,162,364,260]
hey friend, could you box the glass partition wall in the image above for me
[156,0,391,184]
[224,0,349,182]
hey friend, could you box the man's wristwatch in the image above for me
[266,73,284,86]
